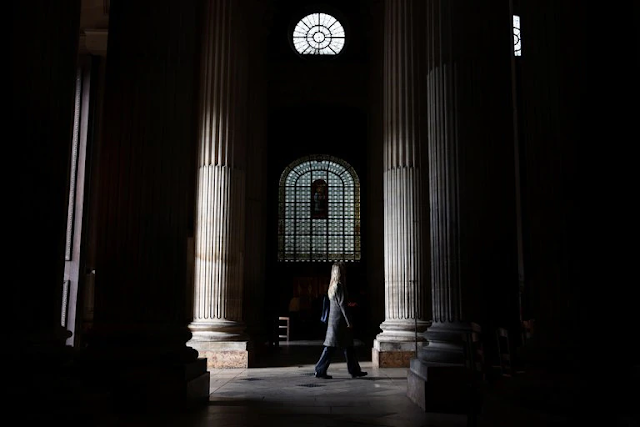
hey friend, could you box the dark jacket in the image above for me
[323,282,354,348]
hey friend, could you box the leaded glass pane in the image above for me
[285,187,296,202]
[328,221,341,234]
[301,219,312,233]
[311,221,326,234]
[298,171,311,183]
[284,205,294,218]
[327,203,341,216]
[329,186,343,197]
[328,236,341,249]
[296,205,308,217]
[312,171,326,181]
[313,234,326,244]
[297,236,310,250]
[284,218,295,234]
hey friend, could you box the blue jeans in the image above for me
[314,346,362,376]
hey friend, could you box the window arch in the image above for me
[278,155,360,262]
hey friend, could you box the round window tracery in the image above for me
[292,12,345,55]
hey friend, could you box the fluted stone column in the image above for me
[516,0,586,369]
[407,0,519,412]
[11,0,81,413]
[81,0,209,410]
[242,1,270,353]
[373,0,431,369]
[187,0,251,368]
[508,3,597,418]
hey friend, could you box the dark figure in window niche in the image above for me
[311,179,328,219]
[313,185,326,214]
[314,262,368,379]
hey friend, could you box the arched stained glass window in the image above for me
[278,155,360,262]
[292,12,345,55]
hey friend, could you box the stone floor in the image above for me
[27,340,638,427]
[89,340,475,427]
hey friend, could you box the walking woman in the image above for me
[314,261,368,379]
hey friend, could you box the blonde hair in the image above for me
[327,261,346,299]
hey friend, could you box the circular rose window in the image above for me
[292,12,345,55]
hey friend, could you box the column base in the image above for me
[77,325,211,411]
[372,319,430,368]
[372,339,425,368]
[110,358,210,411]
[12,331,112,423]
[407,357,478,414]
[188,319,255,368]
[421,321,471,365]
[188,339,254,368]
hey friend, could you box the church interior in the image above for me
[11,0,637,425]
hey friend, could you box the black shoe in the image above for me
[351,371,368,379]
[314,372,332,379]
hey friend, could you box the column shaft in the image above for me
[421,0,518,364]
[11,0,81,412]
[242,1,269,350]
[84,0,209,410]
[374,0,431,369]
[188,0,252,368]
[407,0,518,412]
[516,0,586,369]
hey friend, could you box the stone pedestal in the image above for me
[188,340,252,369]
[372,340,425,368]
[109,358,211,410]
[407,360,474,413]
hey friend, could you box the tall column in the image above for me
[187,0,251,368]
[373,0,431,369]
[81,0,209,410]
[11,0,81,415]
[516,0,585,369]
[512,2,600,420]
[407,0,519,412]
[242,1,270,356]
